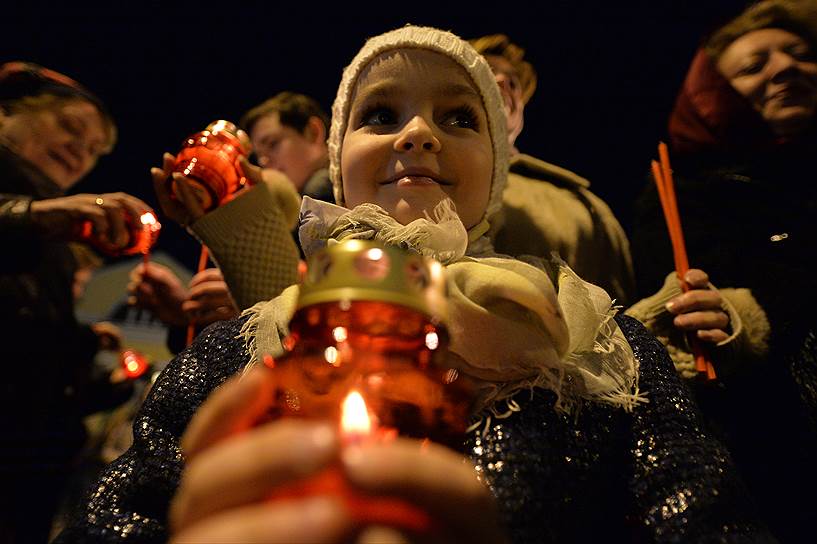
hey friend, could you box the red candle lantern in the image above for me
[120,348,150,379]
[170,120,252,211]
[264,240,473,534]
[76,210,161,257]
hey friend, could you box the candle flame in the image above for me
[140,212,157,226]
[425,331,439,350]
[341,390,371,436]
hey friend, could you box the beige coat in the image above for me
[491,154,636,305]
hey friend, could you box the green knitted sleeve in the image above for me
[190,178,301,309]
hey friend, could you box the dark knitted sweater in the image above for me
[58,315,774,543]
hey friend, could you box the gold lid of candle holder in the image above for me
[205,119,252,154]
[298,240,448,324]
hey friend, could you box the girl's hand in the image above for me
[666,269,730,343]
[170,367,505,543]
[151,153,205,227]
[127,262,189,327]
[342,439,505,544]
[182,268,239,325]
[170,369,351,543]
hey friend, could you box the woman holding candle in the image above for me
[0,62,154,541]
[629,1,817,540]
[59,27,772,543]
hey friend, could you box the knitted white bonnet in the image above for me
[327,25,509,223]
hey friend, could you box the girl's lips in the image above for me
[395,175,439,187]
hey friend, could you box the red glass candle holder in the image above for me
[76,211,161,257]
[261,241,472,535]
[120,348,150,379]
[170,120,251,211]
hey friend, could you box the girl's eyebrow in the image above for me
[439,83,480,100]
[354,81,481,106]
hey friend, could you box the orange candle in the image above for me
[652,143,716,380]
[185,246,210,347]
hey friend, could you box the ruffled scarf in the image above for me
[240,196,646,415]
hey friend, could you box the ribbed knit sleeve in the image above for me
[190,178,300,309]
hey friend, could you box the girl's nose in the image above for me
[394,116,441,153]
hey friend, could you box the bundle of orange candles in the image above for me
[650,142,716,381]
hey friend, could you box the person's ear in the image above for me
[304,116,326,145]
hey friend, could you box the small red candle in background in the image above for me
[267,388,432,534]
[76,209,161,258]
[120,349,150,379]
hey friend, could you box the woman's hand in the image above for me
[666,269,730,343]
[182,268,239,326]
[151,153,205,227]
[29,192,152,247]
[170,367,504,543]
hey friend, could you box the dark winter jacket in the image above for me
[57,315,775,543]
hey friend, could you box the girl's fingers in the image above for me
[683,268,710,289]
[187,306,237,326]
[153,168,181,220]
[172,420,338,531]
[238,156,264,185]
[190,268,225,286]
[172,173,206,220]
[666,289,724,314]
[163,152,176,174]
[697,329,730,344]
[171,496,351,544]
[673,310,730,331]
[342,439,503,543]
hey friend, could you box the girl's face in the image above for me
[341,49,493,229]
[718,28,817,137]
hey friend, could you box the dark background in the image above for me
[3,1,750,269]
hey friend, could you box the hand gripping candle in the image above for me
[264,240,474,534]
[76,210,161,257]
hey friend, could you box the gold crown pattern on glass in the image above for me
[298,240,448,325]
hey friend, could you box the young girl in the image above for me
[59,26,771,543]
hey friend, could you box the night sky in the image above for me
[4,2,750,270]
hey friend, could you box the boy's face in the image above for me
[250,112,325,192]
[0,98,107,190]
[341,49,493,229]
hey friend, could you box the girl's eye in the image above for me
[442,106,479,131]
[359,106,397,127]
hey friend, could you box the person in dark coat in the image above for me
[629,2,817,540]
